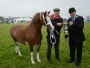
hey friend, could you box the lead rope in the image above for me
[50,30,59,45]
[50,31,56,45]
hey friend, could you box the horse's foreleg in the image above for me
[29,45,35,64]
[15,42,22,56]
[37,43,41,62]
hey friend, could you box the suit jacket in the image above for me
[65,15,86,42]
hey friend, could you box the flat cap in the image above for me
[53,8,60,11]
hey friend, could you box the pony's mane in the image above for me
[30,12,44,25]
[31,12,40,23]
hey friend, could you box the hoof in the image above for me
[38,60,41,62]
[32,61,35,64]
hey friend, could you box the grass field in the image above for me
[0,23,90,68]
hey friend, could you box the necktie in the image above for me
[72,17,75,22]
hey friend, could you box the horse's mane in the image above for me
[31,12,40,24]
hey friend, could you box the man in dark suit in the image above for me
[46,8,63,61]
[65,7,85,66]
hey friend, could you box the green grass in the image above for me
[0,23,90,68]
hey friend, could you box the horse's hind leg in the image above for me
[37,43,41,62]
[15,42,22,56]
[14,42,18,53]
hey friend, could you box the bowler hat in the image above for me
[68,7,76,13]
[53,8,60,11]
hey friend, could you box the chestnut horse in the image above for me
[10,11,54,64]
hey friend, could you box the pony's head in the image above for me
[39,11,50,25]
[40,11,54,31]
[31,11,54,31]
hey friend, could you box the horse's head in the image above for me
[40,11,54,31]
[31,11,54,31]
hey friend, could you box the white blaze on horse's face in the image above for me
[41,11,54,32]
[45,13,54,32]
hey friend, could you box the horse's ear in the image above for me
[44,11,47,15]
[48,11,50,14]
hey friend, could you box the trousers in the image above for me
[46,35,60,59]
[69,40,83,62]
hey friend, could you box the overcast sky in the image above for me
[0,0,90,17]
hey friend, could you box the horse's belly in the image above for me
[26,34,42,45]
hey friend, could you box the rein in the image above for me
[50,30,59,45]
